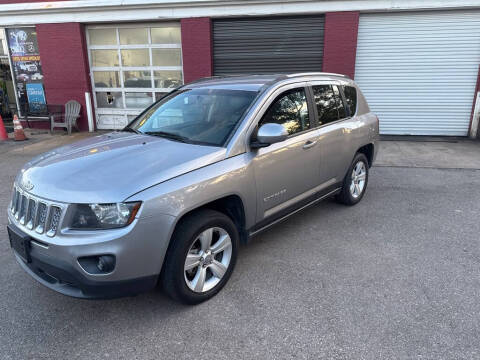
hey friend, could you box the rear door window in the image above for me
[342,85,357,116]
[312,85,340,125]
[332,85,347,119]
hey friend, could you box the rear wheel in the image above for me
[336,153,369,206]
[161,209,239,304]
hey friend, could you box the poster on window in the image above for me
[26,83,46,113]
[6,27,46,115]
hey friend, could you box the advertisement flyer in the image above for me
[26,83,46,113]
[6,27,45,115]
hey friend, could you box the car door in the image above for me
[310,82,352,186]
[251,85,321,225]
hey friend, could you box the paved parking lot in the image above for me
[1,137,480,359]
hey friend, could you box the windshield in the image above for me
[127,88,258,146]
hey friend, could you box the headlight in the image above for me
[70,202,141,229]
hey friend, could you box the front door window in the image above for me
[260,88,311,135]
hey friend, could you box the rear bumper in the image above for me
[13,251,158,299]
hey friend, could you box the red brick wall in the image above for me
[181,17,213,84]
[36,22,93,131]
[322,11,359,79]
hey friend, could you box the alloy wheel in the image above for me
[184,227,232,293]
[349,161,367,199]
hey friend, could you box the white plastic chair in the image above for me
[50,100,81,135]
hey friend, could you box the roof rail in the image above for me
[286,72,351,79]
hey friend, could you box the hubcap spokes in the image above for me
[184,227,232,293]
[350,161,367,199]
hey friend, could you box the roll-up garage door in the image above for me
[213,16,324,75]
[355,11,480,136]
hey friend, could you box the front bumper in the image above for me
[13,250,158,299]
[7,210,175,299]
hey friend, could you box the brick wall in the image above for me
[322,11,359,79]
[181,17,213,84]
[36,22,93,131]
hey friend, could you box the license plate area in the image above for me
[7,225,31,263]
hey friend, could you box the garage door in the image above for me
[213,16,324,75]
[355,11,480,136]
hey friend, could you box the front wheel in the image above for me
[161,209,239,304]
[336,153,369,206]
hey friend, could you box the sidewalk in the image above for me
[0,129,99,157]
[375,138,480,170]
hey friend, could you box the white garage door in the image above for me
[355,11,480,136]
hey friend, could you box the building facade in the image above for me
[0,0,479,137]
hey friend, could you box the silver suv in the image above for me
[7,73,378,304]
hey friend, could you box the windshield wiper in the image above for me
[121,127,140,134]
[143,131,191,143]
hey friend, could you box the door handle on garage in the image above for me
[303,140,317,149]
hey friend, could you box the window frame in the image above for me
[257,86,317,139]
[308,81,351,129]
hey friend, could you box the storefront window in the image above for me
[87,24,183,129]
[119,28,148,45]
[95,91,123,108]
[89,28,117,45]
[121,49,149,67]
[152,49,182,66]
[153,70,183,88]
[93,71,120,88]
[123,71,151,88]
[91,50,119,67]
[151,27,181,44]
[1,29,15,119]
[125,92,153,108]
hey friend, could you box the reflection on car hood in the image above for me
[17,132,226,203]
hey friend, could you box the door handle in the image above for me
[303,140,317,149]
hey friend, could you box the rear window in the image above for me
[312,85,346,125]
[343,86,357,116]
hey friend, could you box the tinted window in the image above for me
[343,85,357,116]
[333,85,347,119]
[261,88,310,135]
[129,88,257,146]
[312,85,339,125]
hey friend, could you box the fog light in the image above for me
[97,255,115,273]
[78,255,116,274]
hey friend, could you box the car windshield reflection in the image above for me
[127,88,258,146]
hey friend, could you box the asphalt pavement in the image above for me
[1,137,480,359]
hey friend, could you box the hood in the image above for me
[17,132,226,203]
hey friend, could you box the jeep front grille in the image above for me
[26,198,37,230]
[10,186,64,237]
[46,206,62,237]
[37,202,48,233]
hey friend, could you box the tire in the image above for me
[161,209,239,304]
[336,153,369,206]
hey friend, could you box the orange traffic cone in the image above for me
[13,114,27,141]
[0,114,8,141]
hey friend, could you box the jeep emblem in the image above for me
[21,179,34,191]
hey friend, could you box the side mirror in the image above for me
[251,123,288,148]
